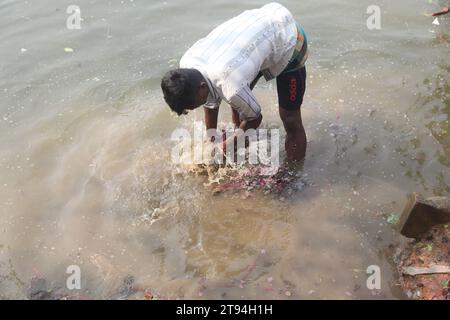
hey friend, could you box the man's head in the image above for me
[161,68,209,115]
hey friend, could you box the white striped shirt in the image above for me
[179,2,299,121]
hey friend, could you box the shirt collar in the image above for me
[195,66,219,102]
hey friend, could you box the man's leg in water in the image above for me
[279,107,307,161]
[276,67,307,162]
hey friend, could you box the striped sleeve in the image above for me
[229,86,261,121]
[204,98,221,109]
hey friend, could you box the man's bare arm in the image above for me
[222,114,263,151]
[204,107,219,130]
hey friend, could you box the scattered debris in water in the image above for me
[387,213,400,225]
[209,165,307,195]
[432,6,449,17]
[392,194,450,299]
[396,224,450,300]
[28,276,52,300]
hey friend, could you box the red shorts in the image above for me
[276,66,306,110]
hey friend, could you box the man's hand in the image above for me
[208,113,262,163]
[239,114,263,132]
[220,114,263,154]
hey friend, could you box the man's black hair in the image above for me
[161,68,203,115]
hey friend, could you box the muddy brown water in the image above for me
[0,0,449,299]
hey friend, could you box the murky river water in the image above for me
[0,0,449,299]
